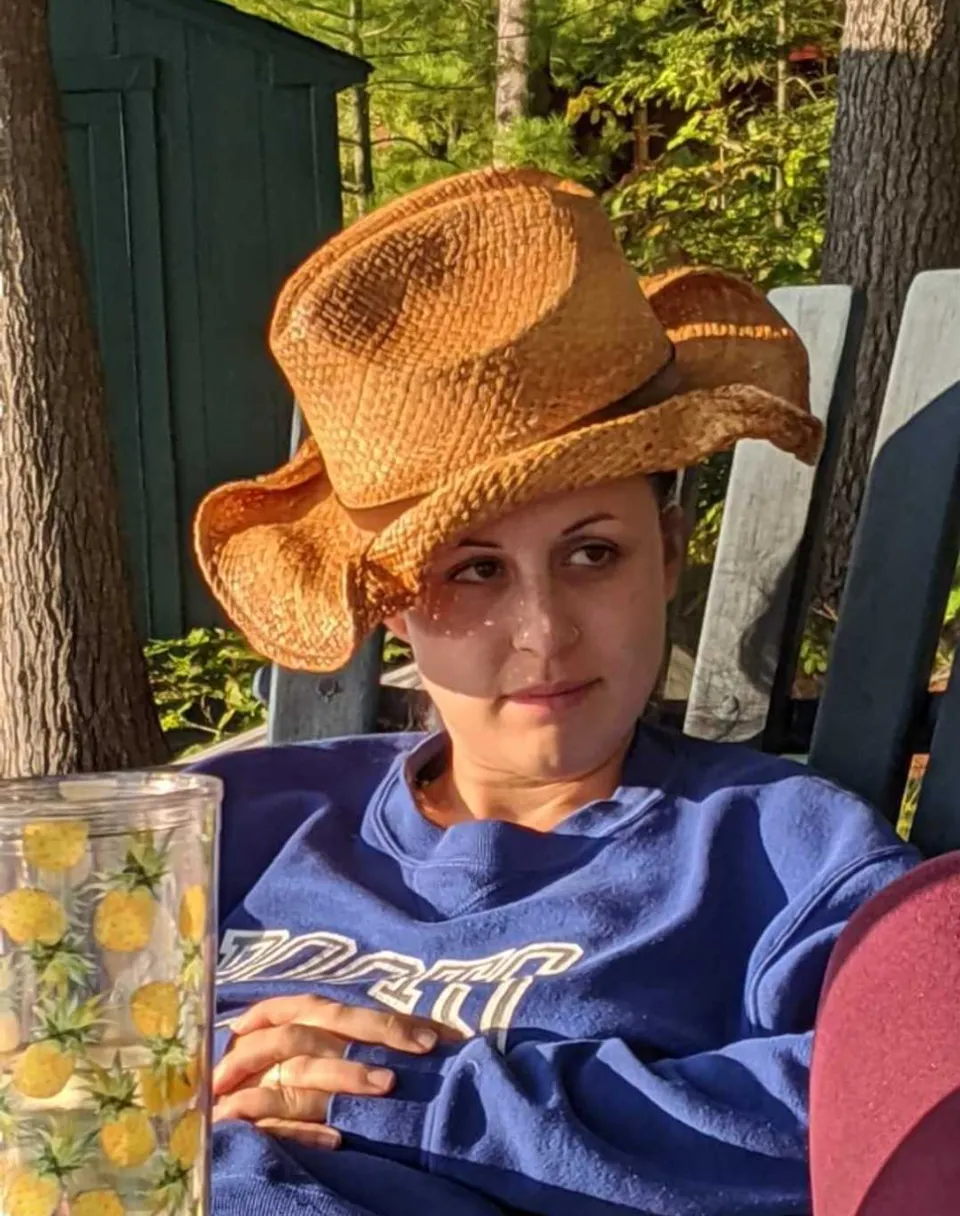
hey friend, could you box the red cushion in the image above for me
[811,853,960,1216]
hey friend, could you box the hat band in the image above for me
[336,343,682,535]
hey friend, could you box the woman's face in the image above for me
[389,477,684,783]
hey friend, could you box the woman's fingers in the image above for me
[213,1083,332,1126]
[230,994,441,1053]
[214,1023,343,1096]
[261,1055,395,1096]
[255,1118,341,1151]
[213,1057,394,1127]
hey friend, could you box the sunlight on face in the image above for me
[388,477,684,784]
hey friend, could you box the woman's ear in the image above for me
[660,504,686,603]
[385,614,410,642]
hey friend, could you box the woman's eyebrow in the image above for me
[562,512,617,535]
[455,512,619,549]
[456,536,501,549]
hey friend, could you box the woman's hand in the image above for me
[212,994,445,1149]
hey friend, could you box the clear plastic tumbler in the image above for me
[0,770,222,1216]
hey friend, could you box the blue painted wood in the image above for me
[56,56,155,91]
[915,624,960,856]
[810,271,960,843]
[116,1,208,630]
[50,0,116,58]
[124,83,184,638]
[186,26,278,492]
[132,0,370,89]
[52,0,366,637]
[811,385,960,833]
[62,89,167,637]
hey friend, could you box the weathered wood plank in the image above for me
[810,270,960,834]
[684,285,860,743]
[869,270,960,459]
[267,631,384,743]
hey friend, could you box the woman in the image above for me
[194,167,918,1216]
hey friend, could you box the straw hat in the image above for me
[195,166,821,671]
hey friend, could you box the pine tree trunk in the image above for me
[348,0,374,215]
[0,0,169,776]
[818,0,960,607]
[493,0,531,164]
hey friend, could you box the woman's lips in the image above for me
[503,679,600,713]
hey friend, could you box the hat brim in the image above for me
[195,384,821,671]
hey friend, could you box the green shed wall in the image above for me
[50,0,366,637]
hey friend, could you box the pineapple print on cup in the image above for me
[2,1122,98,1216]
[130,982,180,1042]
[23,821,90,884]
[0,954,22,1055]
[82,1055,157,1169]
[71,1189,126,1216]
[0,769,221,1216]
[93,833,171,956]
[169,1110,203,1169]
[130,980,200,1119]
[138,1053,199,1119]
[0,890,67,949]
[28,934,96,1002]
[176,888,207,993]
[12,993,103,1100]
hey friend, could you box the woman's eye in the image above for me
[449,557,503,584]
[568,543,616,569]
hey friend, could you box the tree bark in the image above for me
[0,0,169,776]
[818,0,960,607]
[774,1,789,230]
[348,0,374,215]
[493,0,531,165]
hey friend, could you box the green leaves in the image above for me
[218,0,842,287]
[144,628,267,756]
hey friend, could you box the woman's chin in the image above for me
[506,720,629,786]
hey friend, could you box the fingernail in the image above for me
[367,1068,395,1091]
[413,1028,437,1050]
[319,1129,342,1149]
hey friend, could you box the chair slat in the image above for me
[267,631,384,744]
[810,271,960,832]
[684,286,859,744]
[914,639,960,855]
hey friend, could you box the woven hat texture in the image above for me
[195,166,821,671]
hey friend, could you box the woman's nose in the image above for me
[509,582,580,657]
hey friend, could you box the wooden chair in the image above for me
[260,271,960,857]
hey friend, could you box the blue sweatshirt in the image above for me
[199,727,918,1216]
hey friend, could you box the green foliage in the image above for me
[607,97,835,286]
[686,501,723,568]
[383,632,413,665]
[581,0,840,284]
[219,0,841,285]
[145,628,411,757]
[145,628,266,756]
[797,607,834,679]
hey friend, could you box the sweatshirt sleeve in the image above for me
[327,847,917,1216]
